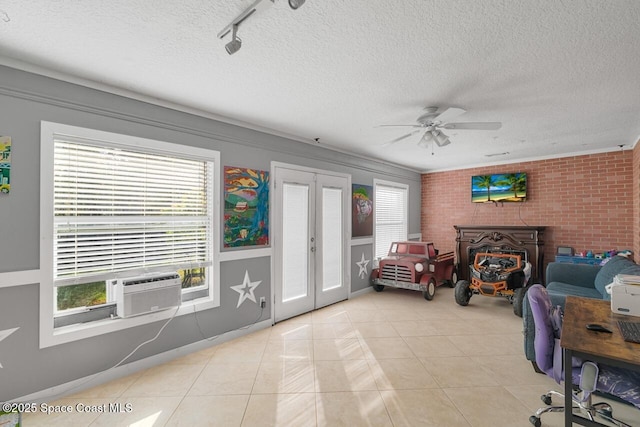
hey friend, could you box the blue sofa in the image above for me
[523,255,640,370]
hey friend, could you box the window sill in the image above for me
[42,297,218,349]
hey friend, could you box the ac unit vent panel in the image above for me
[116,273,181,318]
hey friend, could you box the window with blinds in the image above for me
[374,181,408,260]
[51,136,214,313]
[40,122,220,345]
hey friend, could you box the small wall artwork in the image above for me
[0,136,11,195]
[224,166,269,247]
[352,184,373,237]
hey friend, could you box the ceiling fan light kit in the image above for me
[418,131,434,147]
[380,107,502,153]
[432,130,451,147]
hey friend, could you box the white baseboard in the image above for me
[15,319,272,403]
[350,286,374,298]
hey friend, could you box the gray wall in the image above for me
[350,243,375,293]
[0,65,421,401]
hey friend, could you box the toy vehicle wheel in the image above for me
[422,278,436,301]
[529,415,541,427]
[513,286,528,317]
[372,284,385,292]
[447,267,458,288]
[454,280,471,306]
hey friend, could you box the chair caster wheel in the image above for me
[541,394,552,405]
[529,415,541,427]
[598,408,613,419]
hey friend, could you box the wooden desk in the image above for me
[560,296,640,426]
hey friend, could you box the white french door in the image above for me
[273,165,349,323]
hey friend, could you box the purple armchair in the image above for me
[527,284,640,427]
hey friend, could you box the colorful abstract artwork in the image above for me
[224,166,269,247]
[0,136,10,195]
[352,184,373,237]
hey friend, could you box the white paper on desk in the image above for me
[614,274,640,286]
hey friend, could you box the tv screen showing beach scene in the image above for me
[471,172,527,203]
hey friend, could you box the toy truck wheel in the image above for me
[370,270,384,292]
[422,278,436,301]
[454,280,472,306]
[513,286,527,317]
[448,267,458,288]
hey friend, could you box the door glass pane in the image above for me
[322,187,342,291]
[282,183,309,301]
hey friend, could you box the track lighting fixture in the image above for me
[225,24,242,55]
[288,0,306,9]
[218,0,305,54]
[218,0,274,55]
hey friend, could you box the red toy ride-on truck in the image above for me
[370,241,457,300]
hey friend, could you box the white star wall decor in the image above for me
[0,327,19,368]
[231,270,262,308]
[356,252,370,279]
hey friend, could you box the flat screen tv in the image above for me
[471,172,527,203]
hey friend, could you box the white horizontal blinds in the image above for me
[53,139,212,284]
[374,183,407,260]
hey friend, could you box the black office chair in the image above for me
[527,284,640,427]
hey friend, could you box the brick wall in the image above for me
[633,142,640,260]
[421,150,635,272]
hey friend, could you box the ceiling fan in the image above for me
[380,107,502,148]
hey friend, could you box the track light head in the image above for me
[288,0,306,9]
[225,24,242,55]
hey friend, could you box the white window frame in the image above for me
[39,121,220,348]
[373,179,409,260]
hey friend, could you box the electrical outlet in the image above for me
[260,297,266,308]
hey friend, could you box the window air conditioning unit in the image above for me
[115,272,182,318]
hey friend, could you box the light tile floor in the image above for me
[23,287,639,426]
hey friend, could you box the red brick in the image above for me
[421,150,637,268]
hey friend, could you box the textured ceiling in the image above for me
[1,0,639,172]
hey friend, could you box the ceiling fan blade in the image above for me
[433,107,466,123]
[441,122,502,130]
[376,124,423,128]
[383,130,421,145]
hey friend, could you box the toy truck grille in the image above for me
[380,264,413,282]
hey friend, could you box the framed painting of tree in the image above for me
[224,166,269,247]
